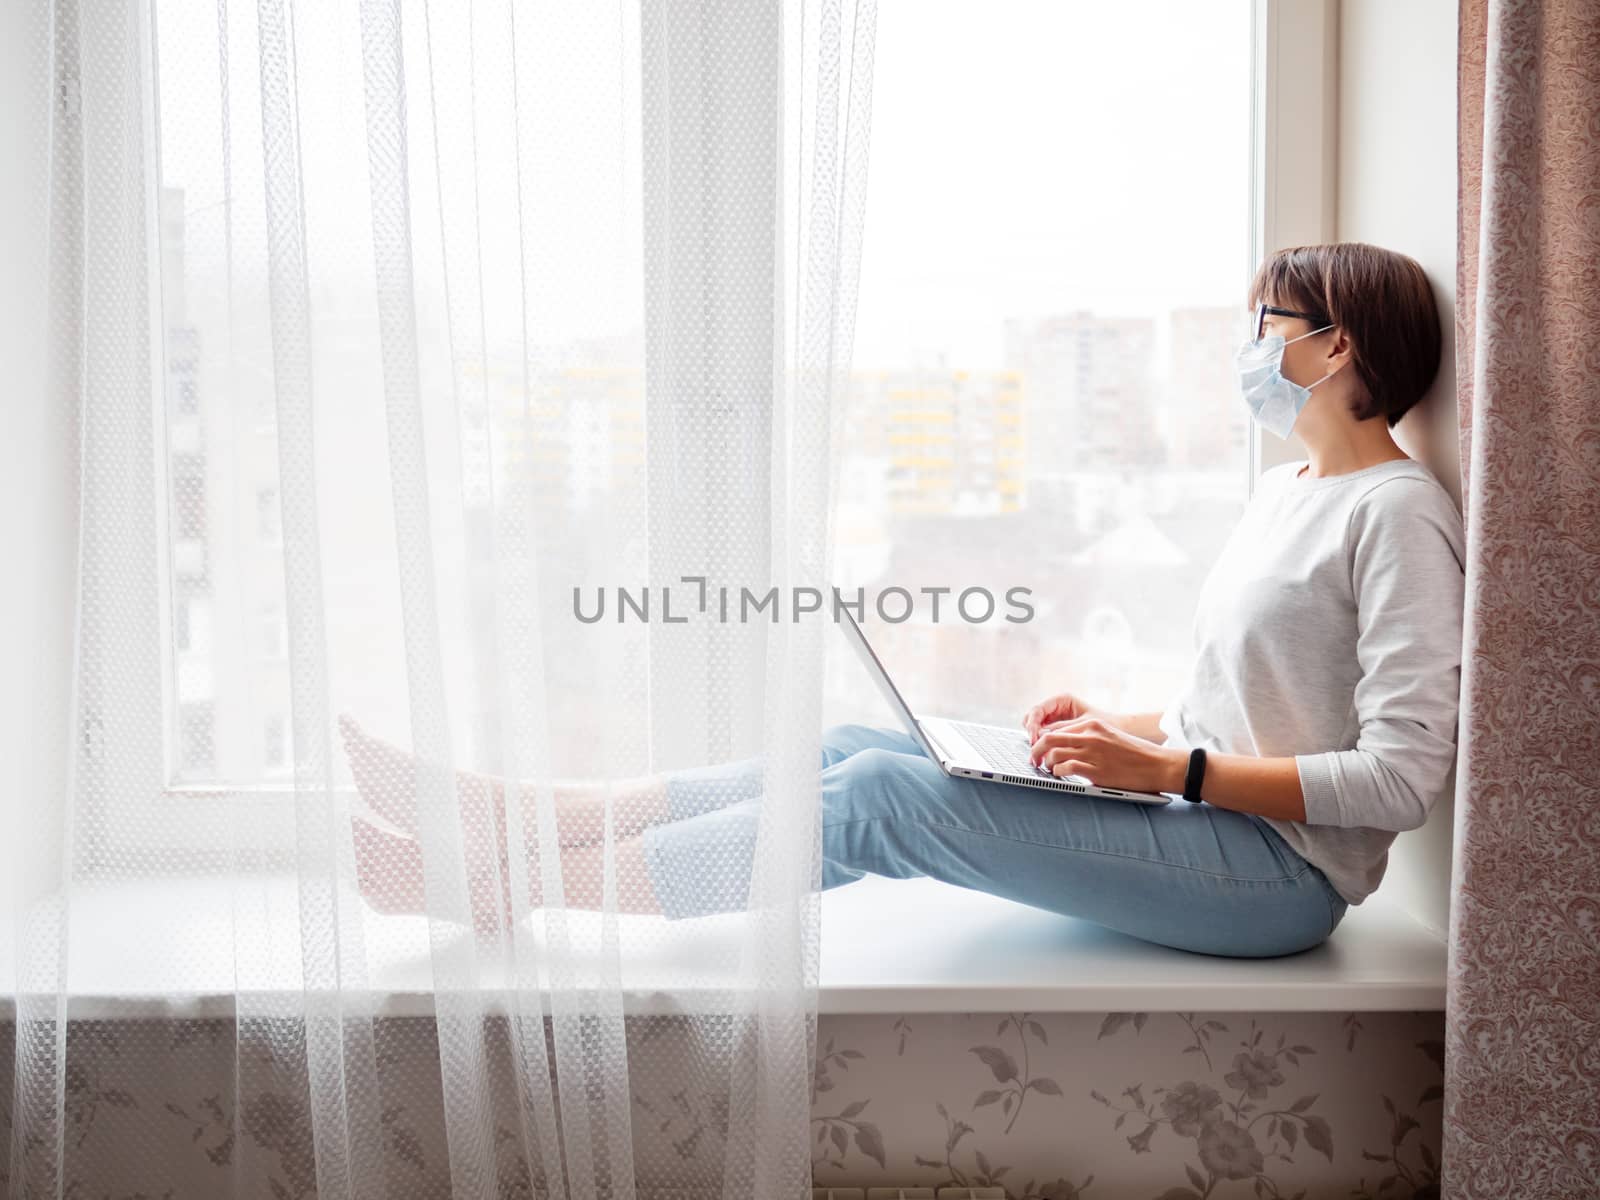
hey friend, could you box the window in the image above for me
[135,0,1325,801]
[826,0,1258,729]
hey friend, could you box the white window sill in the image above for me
[0,874,1444,1021]
[816,875,1444,1013]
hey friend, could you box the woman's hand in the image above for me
[1021,691,1101,742]
[1029,715,1187,795]
[1024,693,1171,744]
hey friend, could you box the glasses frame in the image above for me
[1254,302,1331,341]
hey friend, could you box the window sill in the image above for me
[815,875,1444,1013]
[0,874,1444,1021]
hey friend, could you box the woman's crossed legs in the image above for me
[342,718,1347,957]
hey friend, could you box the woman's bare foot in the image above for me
[350,817,663,927]
[338,714,669,927]
[337,714,669,848]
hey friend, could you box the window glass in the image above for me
[826,0,1254,731]
[150,0,1252,784]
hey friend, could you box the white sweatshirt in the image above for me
[1157,457,1466,906]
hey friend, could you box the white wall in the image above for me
[1337,0,1460,939]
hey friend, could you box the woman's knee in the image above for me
[821,746,922,818]
[821,722,875,748]
[820,748,935,879]
[820,723,912,766]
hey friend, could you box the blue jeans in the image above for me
[641,723,1350,958]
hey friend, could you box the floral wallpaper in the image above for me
[807,1011,1442,1200]
[1,1009,1442,1199]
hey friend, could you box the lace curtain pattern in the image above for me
[4,0,878,1196]
[1449,0,1600,1194]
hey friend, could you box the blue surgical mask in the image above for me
[1234,324,1339,439]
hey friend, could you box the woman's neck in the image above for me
[1298,422,1409,478]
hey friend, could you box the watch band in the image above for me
[1182,747,1207,803]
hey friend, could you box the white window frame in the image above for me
[25,1,1338,872]
[1249,0,1340,488]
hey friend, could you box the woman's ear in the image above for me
[1327,327,1355,370]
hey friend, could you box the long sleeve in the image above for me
[1295,478,1467,832]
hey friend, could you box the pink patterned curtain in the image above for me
[1449,0,1600,1194]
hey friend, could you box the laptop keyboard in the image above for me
[949,721,1053,776]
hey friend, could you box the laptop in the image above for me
[838,607,1173,806]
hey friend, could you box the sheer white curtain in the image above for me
[3,0,877,1195]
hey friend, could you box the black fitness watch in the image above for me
[1182,748,1207,803]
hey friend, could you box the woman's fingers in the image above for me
[1022,706,1048,739]
[1024,694,1106,743]
[1029,720,1103,763]
[1034,741,1085,769]
[1037,751,1090,777]
[1023,694,1075,738]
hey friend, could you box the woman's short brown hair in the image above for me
[1247,242,1442,427]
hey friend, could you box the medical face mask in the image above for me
[1233,323,1339,439]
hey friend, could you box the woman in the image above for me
[342,241,1466,959]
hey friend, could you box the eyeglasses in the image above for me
[1253,302,1331,341]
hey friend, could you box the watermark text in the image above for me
[572,580,1034,625]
